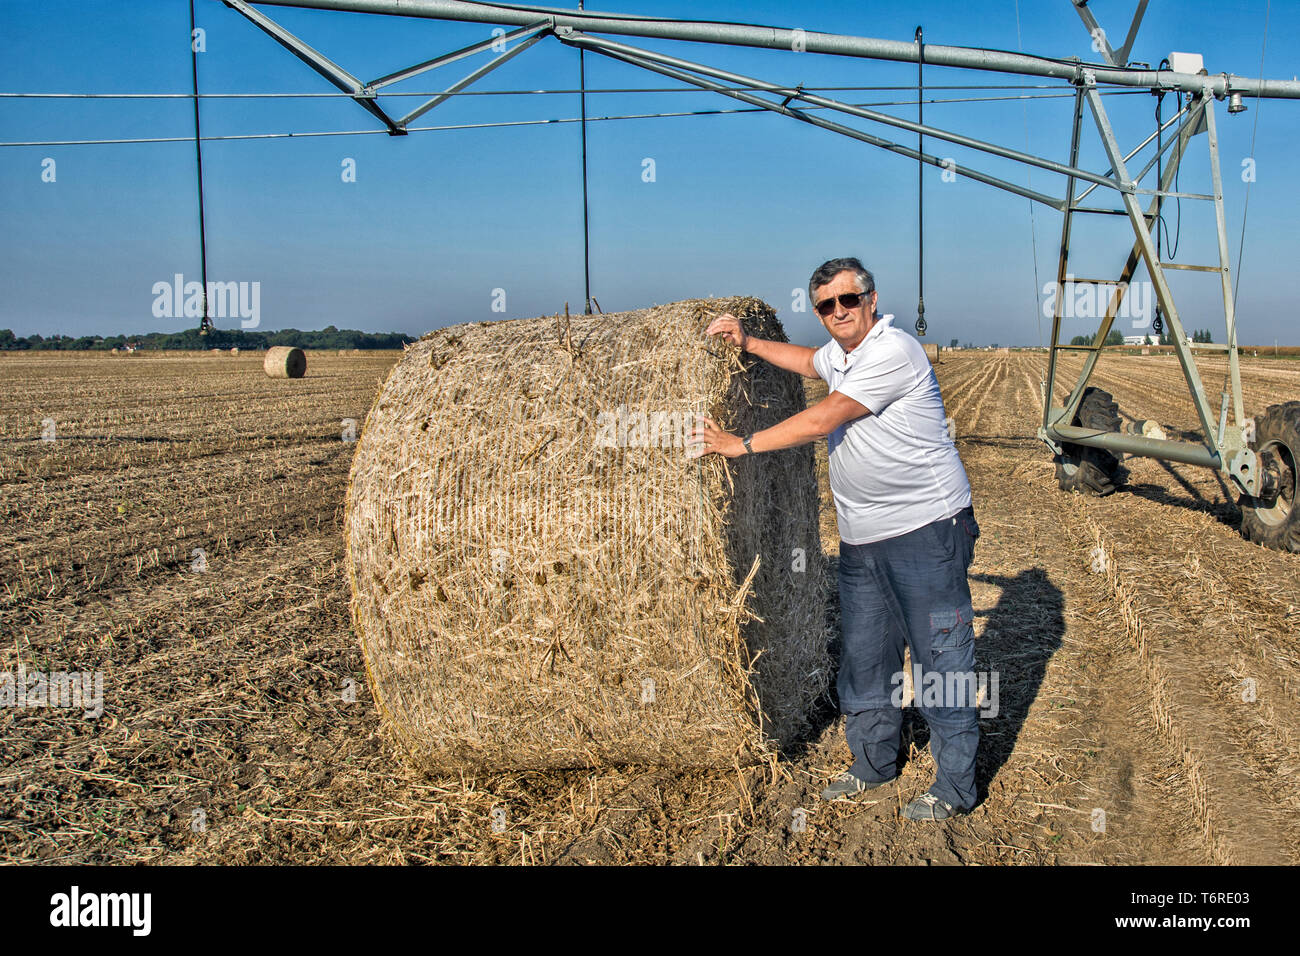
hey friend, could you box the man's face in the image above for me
[814,270,878,352]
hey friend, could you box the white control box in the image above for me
[1168,51,1205,74]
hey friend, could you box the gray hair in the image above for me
[808,257,875,305]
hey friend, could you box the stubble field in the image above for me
[2,345,1298,865]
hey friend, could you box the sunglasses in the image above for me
[815,290,874,317]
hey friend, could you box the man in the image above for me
[689,257,979,821]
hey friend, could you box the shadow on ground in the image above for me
[1125,458,1241,530]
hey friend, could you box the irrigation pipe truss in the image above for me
[253,0,1300,99]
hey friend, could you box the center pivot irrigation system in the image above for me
[210,0,1298,551]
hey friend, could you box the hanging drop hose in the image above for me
[189,0,211,336]
[579,0,593,316]
[1151,62,1183,342]
[1152,69,1165,339]
[915,25,926,337]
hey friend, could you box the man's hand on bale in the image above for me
[705,313,749,351]
[687,416,746,459]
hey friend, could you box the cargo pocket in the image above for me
[928,601,975,675]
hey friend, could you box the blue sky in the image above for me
[1,0,1296,346]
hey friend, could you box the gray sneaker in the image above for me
[901,792,963,821]
[820,771,895,801]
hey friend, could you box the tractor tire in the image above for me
[1239,401,1300,552]
[1055,387,1124,497]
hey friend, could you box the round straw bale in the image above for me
[345,297,829,773]
[264,345,306,378]
[1125,418,1168,441]
[230,347,240,355]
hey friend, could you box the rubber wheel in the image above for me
[1055,387,1124,496]
[1240,401,1300,552]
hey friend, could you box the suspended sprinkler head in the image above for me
[1227,91,1247,114]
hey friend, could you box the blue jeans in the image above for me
[837,507,980,810]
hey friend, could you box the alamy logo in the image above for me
[49,886,151,936]
[1,670,102,718]
[1041,276,1152,324]
[593,405,692,451]
[152,273,261,328]
[890,665,999,717]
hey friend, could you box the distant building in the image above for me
[1122,335,1149,346]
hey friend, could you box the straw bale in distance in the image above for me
[264,346,306,379]
[345,297,830,772]
[922,343,939,363]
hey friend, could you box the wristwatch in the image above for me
[742,433,755,455]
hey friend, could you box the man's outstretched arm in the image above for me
[706,313,819,379]
[688,391,870,459]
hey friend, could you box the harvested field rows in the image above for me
[944,349,1300,863]
[1,347,1297,864]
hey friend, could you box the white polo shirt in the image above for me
[811,314,971,545]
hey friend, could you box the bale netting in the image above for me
[264,346,306,379]
[345,296,830,773]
